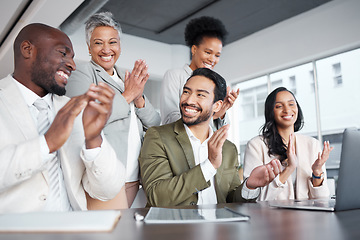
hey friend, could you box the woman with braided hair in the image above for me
[160,16,239,130]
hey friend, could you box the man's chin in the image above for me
[50,85,66,96]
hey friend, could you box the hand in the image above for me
[45,94,89,153]
[312,141,334,176]
[213,87,239,120]
[278,133,297,184]
[208,124,230,169]
[286,133,298,169]
[122,59,149,107]
[82,83,115,149]
[246,159,282,189]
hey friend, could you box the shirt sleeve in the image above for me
[200,159,217,182]
[241,178,260,199]
[81,142,102,162]
[40,135,56,163]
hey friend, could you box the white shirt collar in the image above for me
[183,124,213,143]
[13,76,53,109]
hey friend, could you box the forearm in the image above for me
[82,137,125,200]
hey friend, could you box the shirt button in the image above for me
[190,201,196,205]
[39,194,47,201]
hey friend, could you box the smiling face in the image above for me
[30,29,75,96]
[273,91,299,130]
[180,75,222,127]
[189,36,222,71]
[88,26,121,75]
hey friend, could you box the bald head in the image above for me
[13,23,76,97]
[14,23,68,62]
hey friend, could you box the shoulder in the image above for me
[74,60,94,72]
[247,135,266,147]
[145,121,177,138]
[164,65,191,81]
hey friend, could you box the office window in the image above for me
[332,63,343,86]
[289,76,296,94]
[316,48,360,172]
[233,76,267,164]
[309,70,315,92]
[231,48,360,177]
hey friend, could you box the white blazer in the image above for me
[243,134,330,201]
[0,75,125,213]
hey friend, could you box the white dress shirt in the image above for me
[110,69,141,182]
[184,124,259,204]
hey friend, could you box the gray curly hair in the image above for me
[85,12,122,45]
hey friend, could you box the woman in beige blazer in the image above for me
[243,87,333,201]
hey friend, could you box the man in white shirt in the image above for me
[0,23,125,213]
[139,68,282,207]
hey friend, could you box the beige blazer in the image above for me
[0,75,125,213]
[243,134,330,201]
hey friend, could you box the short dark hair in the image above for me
[184,16,228,47]
[188,68,227,103]
[261,87,304,162]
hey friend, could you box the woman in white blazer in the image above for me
[66,12,161,208]
[243,87,333,201]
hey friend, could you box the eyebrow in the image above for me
[64,46,74,58]
[275,99,296,104]
[204,47,221,54]
[183,86,210,95]
[93,37,119,41]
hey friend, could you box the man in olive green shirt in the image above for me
[139,68,281,207]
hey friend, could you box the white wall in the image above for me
[0,0,84,78]
[215,0,360,84]
[68,26,189,81]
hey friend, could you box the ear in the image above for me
[87,43,91,54]
[191,45,197,56]
[212,100,223,115]
[20,40,34,59]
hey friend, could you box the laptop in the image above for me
[269,128,360,211]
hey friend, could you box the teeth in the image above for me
[185,108,198,113]
[101,55,112,61]
[57,71,69,80]
[203,63,213,69]
[282,115,292,120]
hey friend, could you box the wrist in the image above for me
[312,172,324,179]
[134,96,145,108]
[85,135,102,149]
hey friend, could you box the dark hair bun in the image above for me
[184,16,228,47]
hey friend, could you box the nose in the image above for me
[66,57,76,72]
[208,54,216,63]
[283,105,290,113]
[101,43,111,54]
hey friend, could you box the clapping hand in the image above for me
[208,124,230,169]
[123,59,149,108]
[213,87,239,120]
[246,159,282,189]
[312,141,334,176]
